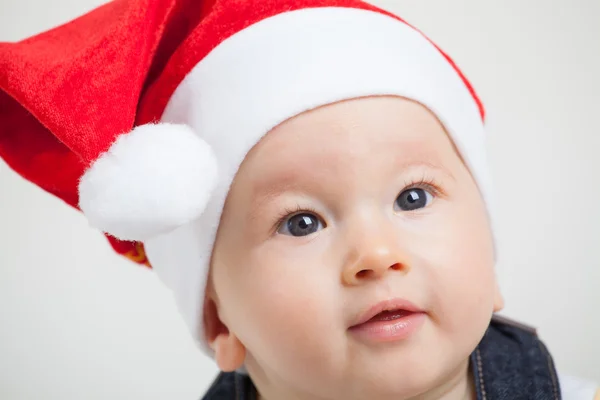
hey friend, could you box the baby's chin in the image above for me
[341,344,459,396]
[332,351,468,400]
[250,325,469,400]
[290,359,461,400]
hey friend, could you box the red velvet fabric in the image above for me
[0,0,210,266]
[0,0,484,267]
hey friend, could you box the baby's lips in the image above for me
[349,298,425,328]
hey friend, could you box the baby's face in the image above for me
[208,96,503,399]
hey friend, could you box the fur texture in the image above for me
[79,123,218,241]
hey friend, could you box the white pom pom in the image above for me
[78,123,218,241]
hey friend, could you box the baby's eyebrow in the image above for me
[247,159,455,216]
[247,171,322,223]
[249,162,324,200]
[247,186,293,223]
[395,160,457,182]
[249,179,301,210]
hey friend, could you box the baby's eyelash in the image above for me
[270,175,444,233]
[401,173,446,197]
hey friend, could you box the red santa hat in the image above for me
[0,0,493,354]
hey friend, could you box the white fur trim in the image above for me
[79,123,218,241]
[144,7,493,352]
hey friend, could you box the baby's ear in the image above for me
[492,279,505,313]
[203,286,246,371]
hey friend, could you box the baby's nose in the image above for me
[341,242,410,286]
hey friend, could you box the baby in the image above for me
[205,95,503,399]
[0,0,597,399]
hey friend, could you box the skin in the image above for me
[204,96,504,400]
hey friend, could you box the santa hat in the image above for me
[0,0,493,354]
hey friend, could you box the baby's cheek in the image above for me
[233,261,340,370]
[428,221,496,338]
[441,259,496,343]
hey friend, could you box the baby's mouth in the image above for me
[349,298,423,328]
[348,299,426,342]
[364,309,413,323]
[349,308,416,331]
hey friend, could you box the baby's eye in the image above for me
[277,213,324,237]
[394,188,434,212]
